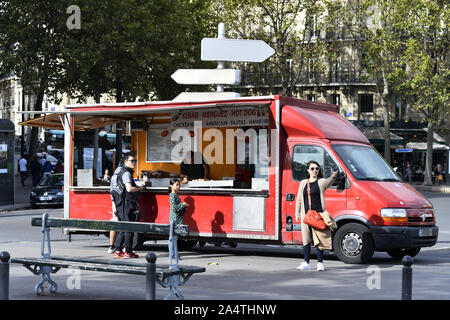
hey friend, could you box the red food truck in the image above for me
[22,95,438,263]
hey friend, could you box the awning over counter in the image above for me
[406,142,450,151]
[359,127,403,146]
[18,112,172,131]
[18,113,123,131]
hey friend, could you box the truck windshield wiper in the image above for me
[358,177,381,181]
[381,178,401,182]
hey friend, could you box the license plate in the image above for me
[39,196,52,201]
[418,228,433,237]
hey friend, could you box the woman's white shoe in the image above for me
[317,262,325,271]
[296,262,311,270]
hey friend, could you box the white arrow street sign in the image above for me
[171,69,241,85]
[172,91,240,102]
[201,38,275,63]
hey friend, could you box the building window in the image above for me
[359,94,373,113]
[306,13,318,39]
[331,94,340,106]
[308,58,315,82]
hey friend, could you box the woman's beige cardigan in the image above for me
[295,176,336,250]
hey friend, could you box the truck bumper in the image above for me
[370,225,439,251]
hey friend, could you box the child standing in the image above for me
[169,179,189,224]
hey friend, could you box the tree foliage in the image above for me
[215,0,339,97]
[0,0,216,158]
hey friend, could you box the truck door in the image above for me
[283,143,347,245]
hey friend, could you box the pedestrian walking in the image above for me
[405,161,412,182]
[168,179,189,225]
[110,153,144,259]
[295,161,338,271]
[18,155,28,186]
[42,159,53,177]
[30,157,42,187]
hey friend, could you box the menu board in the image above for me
[147,127,176,162]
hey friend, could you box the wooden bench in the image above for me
[11,213,205,300]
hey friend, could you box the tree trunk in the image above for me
[115,83,123,168]
[380,72,391,163]
[28,90,45,162]
[93,91,101,177]
[383,102,391,163]
[423,122,433,186]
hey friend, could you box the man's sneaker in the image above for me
[317,262,325,272]
[123,251,139,259]
[296,262,311,270]
[113,251,124,259]
[107,246,115,254]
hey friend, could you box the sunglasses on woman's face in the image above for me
[309,167,320,171]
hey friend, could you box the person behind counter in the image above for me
[180,151,209,183]
[168,179,189,224]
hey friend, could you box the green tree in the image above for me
[60,0,216,103]
[1,0,215,164]
[0,0,71,160]
[215,0,338,97]
[338,0,406,163]
[394,0,449,185]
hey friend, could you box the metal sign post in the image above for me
[171,23,274,101]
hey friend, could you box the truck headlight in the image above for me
[31,192,37,197]
[381,208,407,217]
[381,208,407,222]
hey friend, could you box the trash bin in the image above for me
[0,119,15,206]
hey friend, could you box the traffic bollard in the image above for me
[401,255,413,300]
[0,251,10,300]
[146,252,157,300]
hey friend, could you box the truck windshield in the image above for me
[332,145,402,182]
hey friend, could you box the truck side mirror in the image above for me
[335,171,346,189]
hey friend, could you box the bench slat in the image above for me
[49,256,206,274]
[31,217,189,236]
[11,258,183,277]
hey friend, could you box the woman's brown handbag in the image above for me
[303,180,327,230]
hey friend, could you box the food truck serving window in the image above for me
[146,107,269,164]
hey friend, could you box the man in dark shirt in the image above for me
[180,151,209,182]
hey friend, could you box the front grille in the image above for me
[413,236,437,246]
[408,217,434,223]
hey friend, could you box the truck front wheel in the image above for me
[333,223,374,264]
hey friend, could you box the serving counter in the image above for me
[70,186,269,196]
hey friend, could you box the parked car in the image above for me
[30,173,64,209]
[47,149,64,161]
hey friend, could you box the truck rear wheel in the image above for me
[333,223,374,264]
[387,248,421,259]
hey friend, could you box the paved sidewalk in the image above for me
[0,173,33,212]
[410,182,450,195]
